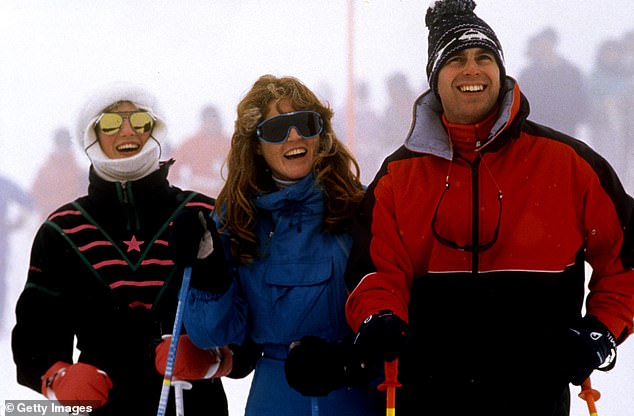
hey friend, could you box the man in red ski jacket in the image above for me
[341,1,634,415]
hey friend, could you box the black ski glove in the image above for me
[169,210,231,293]
[562,315,617,385]
[227,337,263,380]
[285,336,372,397]
[353,310,409,367]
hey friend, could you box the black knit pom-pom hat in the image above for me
[425,0,505,94]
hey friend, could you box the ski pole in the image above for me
[310,397,319,416]
[173,380,192,416]
[578,377,600,416]
[377,359,401,416]
[157,266,192,416]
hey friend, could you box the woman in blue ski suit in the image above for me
[174,75,383,416]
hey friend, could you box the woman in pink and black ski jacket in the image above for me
[12,84,229,416]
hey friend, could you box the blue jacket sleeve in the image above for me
[183,280,249,347]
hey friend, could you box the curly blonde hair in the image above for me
[216,74,364,264]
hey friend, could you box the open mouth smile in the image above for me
[459,84,486,92]
[116,143,141,153]
[284,148,307,159]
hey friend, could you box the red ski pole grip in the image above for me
[377,359,401,416]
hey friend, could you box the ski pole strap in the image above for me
[578,377,600,416]
[157,266,192,416]
[377,359,401,416]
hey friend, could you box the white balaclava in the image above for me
[76,82,168,182]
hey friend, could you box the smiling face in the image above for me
[437,47,501,124]
[257,99,319,181]
[96,101,152,159]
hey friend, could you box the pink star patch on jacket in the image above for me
[123,235,144,252]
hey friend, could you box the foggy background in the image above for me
[1,1,633,415]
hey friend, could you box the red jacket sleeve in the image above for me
[584,173,634,342]
[345,172,413,331]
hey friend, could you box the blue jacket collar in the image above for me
[254,173,322,213]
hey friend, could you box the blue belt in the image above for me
[262,343,291,360]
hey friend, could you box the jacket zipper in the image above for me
[120,181,128,204]
[471,156,481,275]
[119,182,139,231]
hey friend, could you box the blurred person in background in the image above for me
[586,38,630,183]
[518,27,588,136]
[171,104,230,197]
[0,173,33,333]
[381,72,417,151]
[622,30,634,191]
[623,30,634,76]
[334,80,384,186]
[30,127,86,220]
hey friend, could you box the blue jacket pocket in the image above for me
[264,257,333,287]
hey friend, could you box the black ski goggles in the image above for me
[256,111,324,144]
[95,111,155,135]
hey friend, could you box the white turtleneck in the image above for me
[86,136,161,182]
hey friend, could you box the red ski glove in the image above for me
[155,334,232,379]
[41,361,113,409]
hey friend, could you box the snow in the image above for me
[1,1,634,414]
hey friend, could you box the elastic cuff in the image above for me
[41,361,69,396]
[203,348,223,378]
